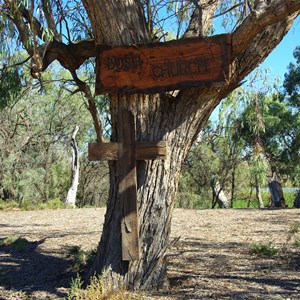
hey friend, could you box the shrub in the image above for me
[289,223,300,235]
[0,200,19,210]
[38,198,65,210]
[0,236,19,247]
[232,199,248,208]
[0,236,27,252]
[67,273,142,300]
[294,238,300,248]
[284,191,296,208]
[66,246,96,273]
[20,200,37,211]
[175,192,211,209]
[250,242,278,257]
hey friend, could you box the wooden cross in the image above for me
[88,109,166,261]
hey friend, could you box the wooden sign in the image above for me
[95,34,231,94]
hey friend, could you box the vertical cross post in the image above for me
[117,109,139,260]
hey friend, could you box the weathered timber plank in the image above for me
[118,110,139,261]
[88,141,167,161]
[96,34,231,94]
[88,143,118,160]
[136,141,167,160]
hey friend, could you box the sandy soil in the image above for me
[0,208,300,299]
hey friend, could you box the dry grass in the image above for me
[67,273,143,300]
[0,208,300,299]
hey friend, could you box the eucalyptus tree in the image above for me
[180,91,245,209]
[238,90,300,207]
[238,90,268,207]
[281,45,300,184]
[284,46,300,108]
[0,76,93,203]
[1,0,300,291]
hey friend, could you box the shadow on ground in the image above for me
[163,238,300,299]
[0,237,75,299]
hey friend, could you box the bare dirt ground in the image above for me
[0,208,300,300]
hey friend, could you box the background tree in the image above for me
[1,0,300,291]
[0,60,107,206]
[179,92,244,209]
[238,90,268,208]
[284,46,300,109]
[180,51,300,210]
[282,45,300,184]
[238,77,300,207]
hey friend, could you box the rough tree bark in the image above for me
[267,173,286,208]
[65,126,80,208]
[3,0,300,292]
[81,0,300,290]
[293,190,300,208]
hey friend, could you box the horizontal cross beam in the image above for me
[88,141,167,161]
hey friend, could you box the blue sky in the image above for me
[209,15,300,122]
[259,15,300,84]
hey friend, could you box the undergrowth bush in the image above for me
[66,246,96,273]
[0,198,67,211]
[0,200,19,210]
[289,223,300,234]
[0,236,27,252]
[284,191,297,208]
[232,190,297,208]
[250,242,278,257]
[0,236,19,247]
[294,238,300,248]
[38,198,65,210]
[67,273,142,300]
[175,192,211,209]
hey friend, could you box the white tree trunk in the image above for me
[212,180,231,208]
[255,177,265,209]
[66,126,80,208]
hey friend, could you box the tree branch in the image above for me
[30,39,96,77]
[41,0,62,41]
[232,0,300,58]
[4,0,33,55]
[183,0,219,38]
[70,70,105,143]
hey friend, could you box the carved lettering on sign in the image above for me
[105,54,144,72]
[96,33,231,94]
[151,58,208,80]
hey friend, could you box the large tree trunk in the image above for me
[267,174,286,208]
[92,93,218,289]
[81,0,300,290]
